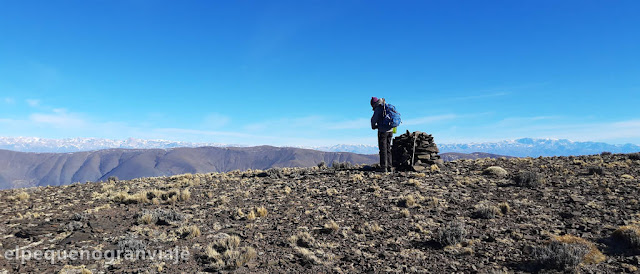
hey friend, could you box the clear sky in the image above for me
[1,1,639,146]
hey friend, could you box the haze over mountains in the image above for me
[1,137,638,157]
[0,146,377,189]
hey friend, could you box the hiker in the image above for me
[370,97,400,172]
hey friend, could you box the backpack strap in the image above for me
[382,102,387,117]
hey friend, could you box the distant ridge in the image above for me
[0,146,377,189]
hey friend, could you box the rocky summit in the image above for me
[1,153,639,273]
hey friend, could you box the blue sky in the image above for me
[1,0,639,146]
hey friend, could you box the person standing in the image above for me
[370,97,395,172]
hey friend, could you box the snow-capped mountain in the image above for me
[439,138,640,157]
[312,144,379,155]
[0,137,638,157]
[316,138,640,157]
[0,137,232,153]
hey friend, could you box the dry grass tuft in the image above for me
[138,214,154,225]
[364,222,383,233]
[203,235,256,270]
[399,195,417,208]
[326,188,338,196]
[498,202,511,214]
[7,191,30,202]
[406,179,421,187]
[235,208,245,220]
[58,265,92,274]
[177,225,201,239]
[621,174,635,180]
[180,188,191,201]
[324,220,339,233]
[256,206,268,217]
[435,221,467,247]
[553,235,606,264]
[247,210,256,221]
[288,231,315,248]
[473,203,502,219]
[110,188,192,205]
[16,191,30,201]
[350,173,364,182]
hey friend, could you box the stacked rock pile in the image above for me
[392,130,443,172]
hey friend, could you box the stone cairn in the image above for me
[392,130,443,172]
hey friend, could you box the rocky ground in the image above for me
[0,153,639,273]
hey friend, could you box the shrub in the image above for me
[600,151,612,156]
[332,161,352,170]
[473,204,502,219]
[64,221,84,232]
[317,161,327,169]
[71,213,88,222]
[435,221,467,247]
[531,241,589,270]
[553,235,606,264]
[117,236,147,254]
[629,153,640,160]
[612,225,640,250]
[257,168,284,178]
[531,235,605,270]
[482,166,508,177]
[513,171,541,188]
[587,166,604,175]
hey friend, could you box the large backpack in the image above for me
[383,103,401,127]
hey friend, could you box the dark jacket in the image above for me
[371,99,394,132]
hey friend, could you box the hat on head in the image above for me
[370,97,379,106]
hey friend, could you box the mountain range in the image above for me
[314,138,640,157]
[0,146,378,189]
[1,137,638,157]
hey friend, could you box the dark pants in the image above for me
[378,131,393,171]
